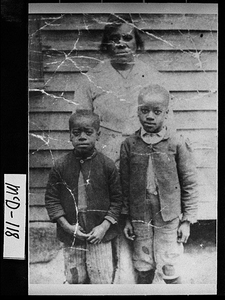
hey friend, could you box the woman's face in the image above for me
[107,23,137,64]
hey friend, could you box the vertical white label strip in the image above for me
[3,174,26,259]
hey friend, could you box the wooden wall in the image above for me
[29,13,217,261]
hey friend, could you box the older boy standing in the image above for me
[120,84,198,284]
[45,110,122,284]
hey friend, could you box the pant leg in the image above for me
[96,129,137,283]
[132,221,155,272]
[63,244,88,284]
[86,240,115,284]
[131,195,155,273]
[154,218,183,280]
[150,194,184,280]
[113,218,136,284]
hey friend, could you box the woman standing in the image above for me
[74,14,168,164]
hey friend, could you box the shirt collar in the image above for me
[141,126,167,139]
[73,148,97,161]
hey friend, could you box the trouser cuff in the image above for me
[136,269,155,284]
[164,276,182,284]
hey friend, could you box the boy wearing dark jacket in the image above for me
[120,84,198,284]
[45,110,122,284]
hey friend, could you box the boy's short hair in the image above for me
[69,109,100,131]
[100,14,144,53]
[138,84,170,107]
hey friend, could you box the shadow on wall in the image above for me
[188,220,216,248]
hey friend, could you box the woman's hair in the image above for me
[99,14,144,53]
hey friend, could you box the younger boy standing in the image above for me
[120,84,198,284]
[45,110,122,284]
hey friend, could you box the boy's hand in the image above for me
[72,224,90,241]
[87,220,111,244]
[57,216,89,241]
[124,219,135,241]
[177,221,190,243]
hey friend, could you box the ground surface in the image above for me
[29,221,216,285]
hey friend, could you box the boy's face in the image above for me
[70,116,99,154]
[108,23,137,63]
[138,93,169,133]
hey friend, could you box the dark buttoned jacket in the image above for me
[120,129,198,223]
[45,150,122,245]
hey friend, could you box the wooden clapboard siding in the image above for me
[140,51,217,71]
[30,206,50,222]
[29,91,217,112]
[41,30,217,51]
[30,166,216,189]
[29,147,216,169]
[30,197,217,222]
[29,129,217,151]
[29,150,71,168]
[29,15,43,81]
[30,201,217,221]
[29,182,217,208]
[29,165,217,222]
[30,188,46,206]
[29,178,217,221]
[29,110,217,131]
[43,51,217,72]
[42,71,217,92]
[170,92,217,110]
[29,201,217,222]
[29,131,72,150]
[29,13,218,221]
[38,14,218,31]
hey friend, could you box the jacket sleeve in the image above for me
[119,140,130,216]
[176,136,199,223]
[105,163,123,223]
[45,164,66,222]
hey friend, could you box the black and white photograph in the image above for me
[27,2,218,295]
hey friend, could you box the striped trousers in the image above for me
[63,239,117,284]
